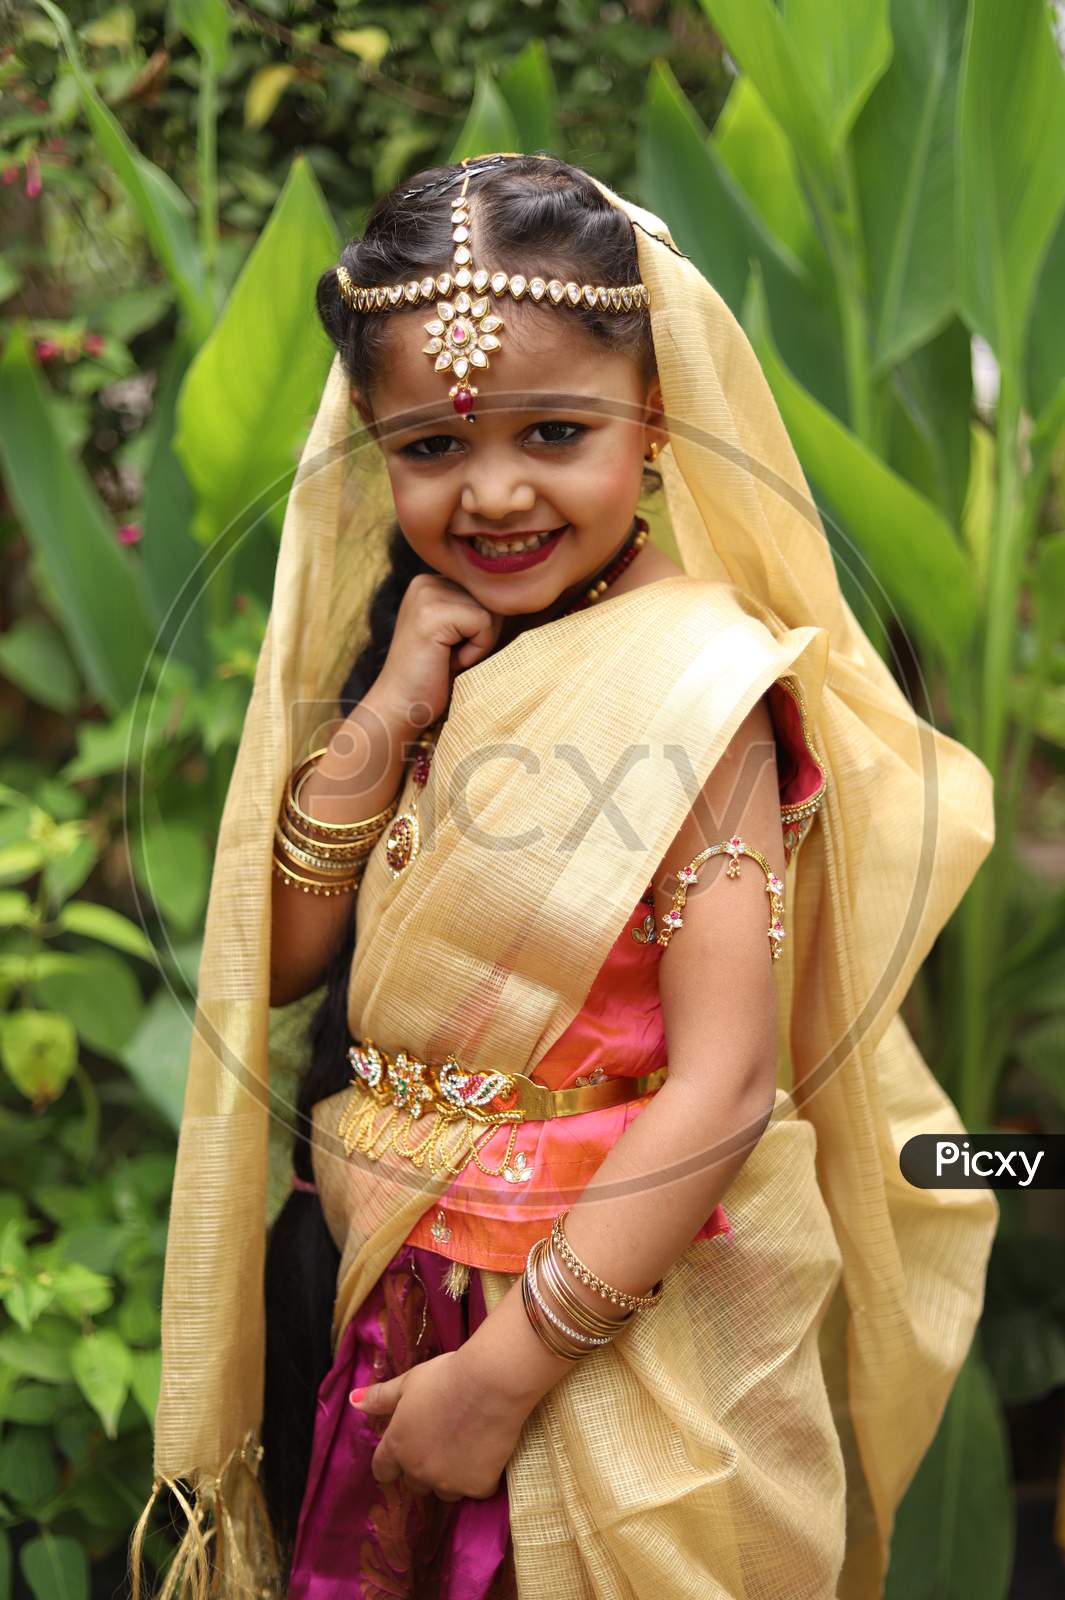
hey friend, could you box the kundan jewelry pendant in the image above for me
[419,172,504,418]
[383,726,439,877]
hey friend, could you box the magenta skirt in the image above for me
[288,1243,517,1599]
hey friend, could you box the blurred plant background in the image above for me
[0,0,1062,1594]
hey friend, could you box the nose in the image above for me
[459,458,537,521]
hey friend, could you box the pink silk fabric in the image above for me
[288,1242,516,1598]
[401,885,734,1271]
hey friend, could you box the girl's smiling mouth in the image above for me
[454,526,569,573]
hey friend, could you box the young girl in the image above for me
[131,155,999,1600]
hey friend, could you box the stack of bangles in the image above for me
[521,1210,665,1363]
[271,746,400,896]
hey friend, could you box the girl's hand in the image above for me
[353,1346,531,1502]
[370,574,502,731]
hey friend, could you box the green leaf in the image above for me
[698,0,836,187]
[1031,531,1065,661]
[34,951,144,1058]
[0,1321,76,1383]
[2,1384,63,1425]
[0,615,82,714]
[780,0,893,146]
[713,76,824,274]
[70,1329,132,1439]
[0,842,46,882]
[174,156,338,550]
[884,1348,1012,1599]
[129,1346,161,1422]
[171,0,230,73]
[244,64,296,131]
[43,835,97,911]
[55,900,157,964]
[140,341,210,680]
[79,6,134,50]
[49,1261,113,1319]
[743,265,978,666]
[2,1274,55,1333]
[0,1428,58,1512]
[0,1011,77,1107]
[885,316,973,530]
[131,819,210,934]
[0,891,34,928]
[640,63,847,416]
[499,40,559,155]
[34,0,210,338]
[1026,209,1065,424]
[118,986,192,1133]
[957,0,1065,384]
[851,0,968,370]
[1009,676,1065,747]
[0,326,157,713]
[333,26,391,66]
[19,1523,87,1600]
[449,71,521,164]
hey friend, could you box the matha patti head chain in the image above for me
[334,153,652,422]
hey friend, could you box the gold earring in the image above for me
[645,440,660,464]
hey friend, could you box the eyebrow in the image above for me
[379,391,613,437]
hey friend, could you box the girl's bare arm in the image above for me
[462,695,785,1404]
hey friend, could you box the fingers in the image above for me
[349,1374,404,1416]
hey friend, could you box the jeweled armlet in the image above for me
[655,835,786,960]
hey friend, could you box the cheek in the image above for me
[388,471,444,533]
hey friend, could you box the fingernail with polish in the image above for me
[349,1387,367,1406]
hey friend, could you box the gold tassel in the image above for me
[127,1427,285,1599]
[442,1258,471,1300]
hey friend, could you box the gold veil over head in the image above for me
[131,156,998,1600]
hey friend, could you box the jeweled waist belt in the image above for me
[337,1038,667,1183]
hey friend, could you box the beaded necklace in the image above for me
[383,515,651,877]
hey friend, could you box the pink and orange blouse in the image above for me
[402,679,827,1275]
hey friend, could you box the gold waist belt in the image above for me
[336,1038,668,1183]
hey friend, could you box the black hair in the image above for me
[260,155,658,1574]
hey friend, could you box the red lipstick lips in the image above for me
[456,526,568,574]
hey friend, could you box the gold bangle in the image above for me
[275,818,378,868]
[273,827,371,877]
[278,810,382,860]
[551,1212,664,1312]
[284,782,399,844]
[285,749,401,841]
[525,1239,611,1355]
[520,1241,590,1361]
[271,852,363,896]
[539,1237,633,1338]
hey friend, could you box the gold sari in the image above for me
[130,172,998,1599]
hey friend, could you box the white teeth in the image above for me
[471,529,558,557]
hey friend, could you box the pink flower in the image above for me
[116,523,143,546]
[24,159,41,199]
[2,166,19,186]
[82,333,105,357]
[34,339,61,362]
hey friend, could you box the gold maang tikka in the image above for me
[334,153,652,422]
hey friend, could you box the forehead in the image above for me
[368,302,644,431]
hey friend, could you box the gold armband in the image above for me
[656,834,785,960]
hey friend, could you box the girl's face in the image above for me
[352,306,667,619]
